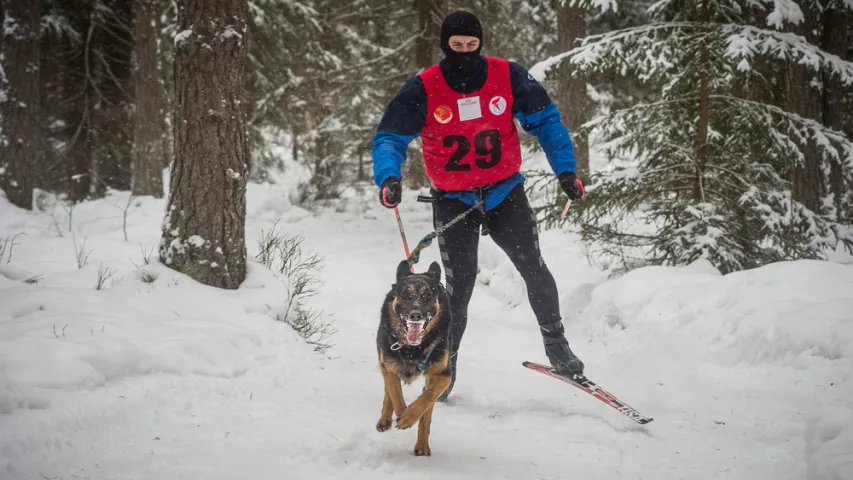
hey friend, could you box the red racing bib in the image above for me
[419,57,523,191]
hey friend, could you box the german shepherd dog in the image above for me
[375,260,452,456]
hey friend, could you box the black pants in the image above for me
[432,185,562,356]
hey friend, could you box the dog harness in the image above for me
[390,342,436,373]
[416,348,434,373]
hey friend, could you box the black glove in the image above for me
[379,177,402,208]
[558,172,585,201]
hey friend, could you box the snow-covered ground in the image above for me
[2,161,852,479]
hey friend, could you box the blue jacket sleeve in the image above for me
[508,62,577,176]
[371,76,427,187]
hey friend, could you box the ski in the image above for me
[523,361,654,425]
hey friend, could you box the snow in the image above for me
[765,0,804,29]
[528,50,574,83]
[2,156,853,479]
[806,407,853,480]
[220,26,243,41]
[226,168,242,180]
[186,235,206,248]
[723,26,853,86]
[174,28,192,46]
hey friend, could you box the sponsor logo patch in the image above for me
[434,105,453,124]
[488,96,507,115]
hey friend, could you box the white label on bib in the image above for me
[457,97,482,122]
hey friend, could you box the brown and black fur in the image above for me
[376,260,453,456]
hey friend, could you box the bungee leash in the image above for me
[405,200,481,267]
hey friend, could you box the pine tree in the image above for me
[522,0,654,228]
[244,0,337,183]
[532,0,853,273]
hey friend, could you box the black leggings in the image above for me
[432,185,561,354]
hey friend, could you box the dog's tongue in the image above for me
[405,321,424,346]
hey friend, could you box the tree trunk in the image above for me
[788,5,824,212]
[404,0,442,188]
[1,0,41,209]
[555,0,591,178]
[132,0,168,198]
[358,145,365,181]
[159,0,249,290]
[694,0,710,203]
[93,0,135,194]
[414,0,441,70]
[66,93,95,203]
[822,3,852,219]
[58,1,97,203]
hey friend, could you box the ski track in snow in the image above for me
[1,182,852,480]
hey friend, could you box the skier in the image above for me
[372,10,586,400]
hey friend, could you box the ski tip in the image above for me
[638,418,655,425]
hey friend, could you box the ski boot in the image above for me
[541,321,584,377]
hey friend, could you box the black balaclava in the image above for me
[440,11,483,72]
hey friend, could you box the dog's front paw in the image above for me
[395,404,425,430]
[414,441,431,456]
[376,417,392,432]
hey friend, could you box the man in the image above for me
[372,10,586,400]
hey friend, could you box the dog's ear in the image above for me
[426,261,441,281]
[396,260,412,283]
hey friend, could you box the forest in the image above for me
[2,0,852,287]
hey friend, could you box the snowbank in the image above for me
[0,189,322,415]
[0,261,312,412]
[572,259,853,367]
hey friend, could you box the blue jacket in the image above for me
[372,57,577,211]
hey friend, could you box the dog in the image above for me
[375,259,452,456]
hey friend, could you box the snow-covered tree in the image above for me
[532,0,853,274]
[244,0,340,184]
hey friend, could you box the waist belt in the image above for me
[417,184,495,236]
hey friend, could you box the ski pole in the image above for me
[560,200,573,219]
[393,206,414,272]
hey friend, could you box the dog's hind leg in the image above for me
[414,404,434,456]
